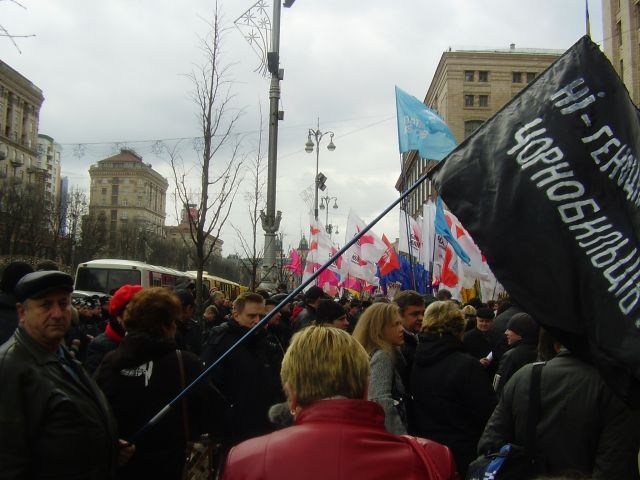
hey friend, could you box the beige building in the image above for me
[0,60,45,183]
[89,149,168,252]
[396,45,562,216]
[165,224,223,258]
[602,0,640,105]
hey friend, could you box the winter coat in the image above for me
[368,349,407,435]
[294,305,316,332]
[174,317,203,355]
[462,328,501,379]
[223,399,460,480]
[493,338,537,394]
[200,320,282,446]
[95,333,219,480]
[0,327,118,480]
[85,321,124,374]
[479,351,640,479]
[411,332,497,476]
[0,291,18,346]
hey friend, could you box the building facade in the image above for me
[602,0,640,105]
[89,149,168,253]
[395,45,562,216]
[36,134,62,207]
[0,60,45,183]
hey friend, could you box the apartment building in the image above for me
[396,45,562,216]
[89,149,168,252]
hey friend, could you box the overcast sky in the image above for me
[2,0,604,258]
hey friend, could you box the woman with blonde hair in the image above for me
[222,326,459,479]
[411,300,496,477]
[352,302,407,434]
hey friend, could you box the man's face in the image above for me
[329,314,349,331]
[476,316,493,332]
[505,329,522,345]
[265,304,282,326]
[234,301,265,328]
[401,304,425,333]
[17,290,72,352]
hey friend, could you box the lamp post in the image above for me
[319,194,339,237]
[305,118,335,221]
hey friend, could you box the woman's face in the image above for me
[383,314,405,347]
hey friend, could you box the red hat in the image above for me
[109,284,144,317]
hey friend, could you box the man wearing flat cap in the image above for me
[0,271,133,479]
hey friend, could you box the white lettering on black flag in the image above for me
[432,36,640,404]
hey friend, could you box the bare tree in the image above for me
[1,0,35,53]
[168,3,243,312]
[231,110,266,290]
[77,210,107,264]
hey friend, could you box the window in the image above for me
[478,71,488,82]
[122,199,128,206]
[464,95,474,107]
[526,72,536,83]
[617,21,622,46]
[464,70,474,82]
[101,188,107,195]
[464,120,484,138]
[512,72,522,83]
[479,95,489,107]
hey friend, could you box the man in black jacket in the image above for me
[201,292,281,447]
[493,312,539,394]
[479,346,640,479]
[0,271,133,479]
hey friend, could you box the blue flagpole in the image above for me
[129,163,433,444]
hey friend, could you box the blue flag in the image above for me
[395,86,457,160]
[435,196,470,265]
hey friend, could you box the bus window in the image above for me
[76,268,141,294]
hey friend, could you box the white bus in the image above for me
[75,259,190,294]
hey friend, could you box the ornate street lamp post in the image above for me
[305,119,335,221]
[319,194,339,237]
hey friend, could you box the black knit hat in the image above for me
[476,307,495,320]
[316,299,346,324]
[507,312,538,340]
[0,261,34,294]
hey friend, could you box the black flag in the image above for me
[432,36,640,405]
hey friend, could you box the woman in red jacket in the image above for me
[223,325,459,480]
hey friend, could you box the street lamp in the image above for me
[319,195,339,236]
[305,118,336,221]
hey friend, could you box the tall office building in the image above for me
[395,45,562,216]
[89,149,168,253]
[602,0,640,105]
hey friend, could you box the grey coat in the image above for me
[479,351,640,479]
[368,348,407,435]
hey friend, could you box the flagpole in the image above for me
[129,163,431,444]
[399,153,417,290]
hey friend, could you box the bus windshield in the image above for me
[75,267,141,294]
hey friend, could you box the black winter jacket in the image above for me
[0,327,118,479]
[200,320,282,446]
[493,339,537,394]
[411,332,497,476]
[479,351,640,479]
[95,333,219,480]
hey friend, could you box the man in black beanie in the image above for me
[315,299,349,330]
[493,312,539,394]
[0,261,34,344]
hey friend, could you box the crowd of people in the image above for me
[0,259,639,479]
